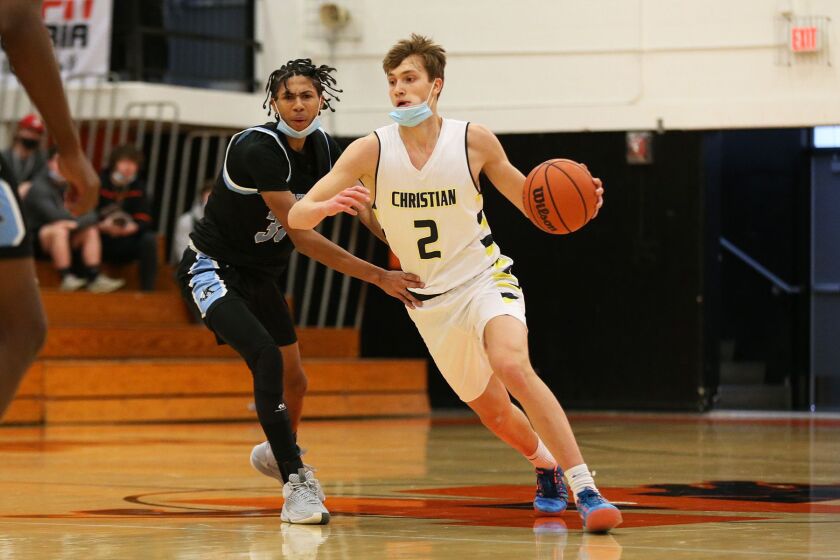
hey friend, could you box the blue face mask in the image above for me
[275,114,323,139]
[388,85,436,127]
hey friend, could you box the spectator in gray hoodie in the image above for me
[24,148,124,292]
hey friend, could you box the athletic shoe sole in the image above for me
[582,506,623,533]
[533,499,567,516]
[281,510,331,525]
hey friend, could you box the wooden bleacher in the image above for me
[33,235,177,291]
[4,286,430,425]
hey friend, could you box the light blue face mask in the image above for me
[388,85,436,127]
[276,115,323,139]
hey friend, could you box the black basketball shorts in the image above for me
[176,247,297,347]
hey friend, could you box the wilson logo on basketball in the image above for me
[531,186,557,232]
[523,159,599,235]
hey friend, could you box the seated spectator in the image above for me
[2,113,48,199]
[23,148,125,292]
[170,180,212,265]
[98,144,158,291]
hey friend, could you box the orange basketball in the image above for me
[522,159,599,235]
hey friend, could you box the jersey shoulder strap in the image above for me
[221,125,292,195]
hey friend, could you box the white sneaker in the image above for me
[59,273,87,292]
[281,469,330,525]
[87,273,126,293]
[250,441,324,501]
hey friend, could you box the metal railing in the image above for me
[119,101,181,233]
[172,129,231,235]
[720,237,802,294]
[0,74,34,148]
[1,72,122,167]
[0,71,373,328]
[297,216,377,329]
[65,72,120,163]
[169,128,375,328]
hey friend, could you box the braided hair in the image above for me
[262,58,342,119]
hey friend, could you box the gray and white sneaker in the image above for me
[59,273,87,292]
[87,273,126,293]
[281,469,330,525]
[250,441,324,501]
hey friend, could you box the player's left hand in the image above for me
[58,146,100,216]
[376,269,425,309]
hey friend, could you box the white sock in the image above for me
[525,438,557,470]
[566,463,598,500]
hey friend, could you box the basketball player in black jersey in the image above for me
[0,0,100,419]
[176,59,423,524]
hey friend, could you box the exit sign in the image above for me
[790,26,821,52]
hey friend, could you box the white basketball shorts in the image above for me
[406,255,527,402]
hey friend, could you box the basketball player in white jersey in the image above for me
[288,34,621,532]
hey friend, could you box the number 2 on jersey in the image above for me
[414,219,441,259]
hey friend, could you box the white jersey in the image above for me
[373,119,500,295]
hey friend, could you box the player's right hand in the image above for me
[322,185,370,217]
[580,163,604,219]
[58,147,100,216]
[591,177,604,219]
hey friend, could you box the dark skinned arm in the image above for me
[0,0,99,215]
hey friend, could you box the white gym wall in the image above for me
[254,0,840,136]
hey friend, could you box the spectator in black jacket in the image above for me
[97,144,157,291]
[24,149,124,292]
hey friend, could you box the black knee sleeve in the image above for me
[246,342,284,396]
[205,300,301,477]
[247,344,298,465]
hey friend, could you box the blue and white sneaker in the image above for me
[534,467,568,515]
[575,488,623,532]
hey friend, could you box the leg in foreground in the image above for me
[467,375,568,514]
[0,258,47,418]
[484,315,622,532]
[249,343,325,501]
[207,300,328,524]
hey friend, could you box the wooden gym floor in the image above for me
[1,412,838,559]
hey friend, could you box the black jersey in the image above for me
[190,122,341,273]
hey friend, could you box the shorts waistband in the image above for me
[409,290,446,302]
